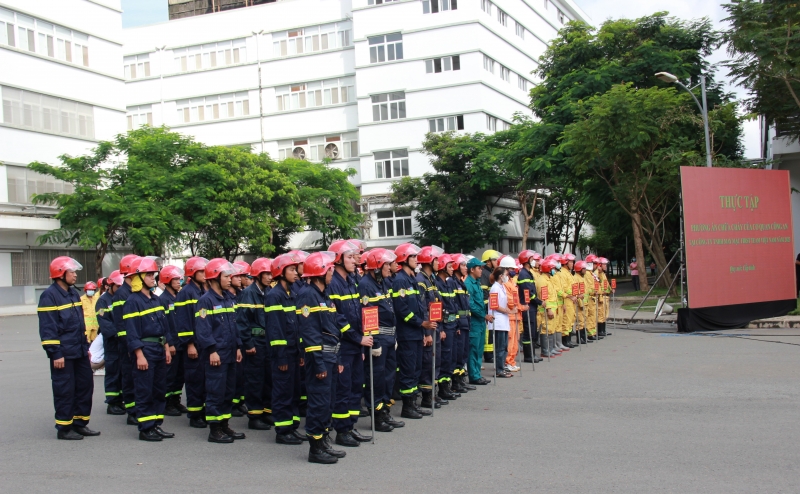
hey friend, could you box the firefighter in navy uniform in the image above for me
[327,239,373,447]
[265,253,307,445]
[516,250,543,363]
[230,260,251,417]
[96,270,125,415]
[194,258,245,444]
[288,250,311,417]
[123,257,175,441]
[238,257,273,430]
[112,254,141,425]
[416,246,444,409]
[433,253,461,402]
[158,265,186,416]
[38,256,99,440]
[450,254,476,394]
[296,251,347,464]
[175,256,209,428]
[359,248,405,432]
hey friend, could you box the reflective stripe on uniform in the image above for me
[41,340,60,345]
[137,414,163,422]
[270,339,287,346]
[339,324,351,333]
[195,307,235,317]
[37,302,81,312]
[177,331,193,337]
[403,312,414,322]
[305,345,322,352]
[206,413,232,421]
[122,306,165,319]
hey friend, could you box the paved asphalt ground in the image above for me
[2,315,799,493]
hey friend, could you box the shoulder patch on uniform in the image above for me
[199,308,207,319]
[301,306,311,318]
[97,308,105,316]
[399,289,406,297]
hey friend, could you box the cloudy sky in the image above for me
[120,0,760,158]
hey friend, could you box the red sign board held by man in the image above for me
[428,301,443,322]
[361,306,379,335]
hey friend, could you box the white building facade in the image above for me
[0,0,126,304]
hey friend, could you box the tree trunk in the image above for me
[630,212,649,292]
[95,243,107,279]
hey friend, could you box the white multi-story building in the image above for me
[0,0,126,304]
[124,0,589,252]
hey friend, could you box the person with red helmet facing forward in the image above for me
[80,281,101,343]
[112,254,141,426]
[234,260,253,289]
[537,257,561,358]
[557,253,578,350]
[123,257,174,442]
[158,265,187,417]
[416,245,445,410]
[193,258,245,443]
[38,256,99,440]
[96,270,126,415]
[517,250,543,364]
[448,254,476,393]
[596,257,612,337]
[433,253,461,400]
[175,256,209,428]
[287,249,310,417]
[348,239,367,284]
[238,257,274,431]
[573,261,593,345]
[229,261,251,418]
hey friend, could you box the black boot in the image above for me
[208,423,234,443]
[189,416,208,429]
[451,377,467,394]
[322,433,346,458]
[292,429,309,441]
[139,428,162,442]
[350,429,372,442]
[461,375,477,390]
[420,390,437,411]
[522,342,533,363]
[174,398,189,414]
[248,415,272,430]
[400,396,422,419]
[164,396,181,416]
[126,414,137,426]
[563,335,576,348]
[484,352,494,364]
[107,403,126,415]
[57,429,83,440]
[72,425,100,436]
[231,402,244,417]
[308,437,338,464]
[384,406,405,428]
[372,409,394,432]
[334,431,360,447]
[602,322,612,336]
[221,419,245,440]
[359,406,369,417]
[154,426,174,438]
[276,432,303,445]
[438,381,458,401]
[434,395,446,407]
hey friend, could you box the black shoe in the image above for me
[175,401,189,414]
[461,377,477,390]
[374,415,394,432]
[262,413,275,426]
[139,428,163,442]
[276,432,303,445]
[433,395,446,407]
[484,357,494,364]
[523,357,533,363]
[107,403,126,415]
[221,419,245,440]
[359,406,369,417]
[189,417,208,429]
[308,437,339,464]
[420,390,436,409]
[534,356,544,362]
[350,428,372,442]
[335,431,360,447]
[72,425,100,436]
[469,378,489,385]
[400,397,422,419]
[248,416,272,430]
[322,434,347,458]
[57,429,83,440]
[588,335,598,341]
[383,409,405,428]
[154,426,175,438]
[237,403,249,414]
[164,404,181,416]
[231,405,244,417]
[208,423,233,443]
[291,429,309,441]
[126,414,137,426]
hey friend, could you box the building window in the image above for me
[126,105,153,130]
[481,0,492,15]
[425,55,460,73]
[368,33,403,63]
[506,239,521,254]
[124,54,151,80]
[272,21,352,58]
[0,7,89,66]
[499,65,510,82]
[275,78,355,112]
[5,165,73,204]
[558,10,567,24]
[526,239,538,251]
[518,75,529,92]
[377,210,413,238]
[486,115,497,131]
[277,133,359,162]
[371,92,406,122]
[176,91,249,123]
[423,0,457,13]
[515,21,525,38]
[483,55,495,74]
[497,8,508,26]
[1,86,95,139]
[173,38,246,73]
[428,115,464,133]
[374,149,409,179]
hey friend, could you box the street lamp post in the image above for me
[252,30,265,153]
[655,72,713,168]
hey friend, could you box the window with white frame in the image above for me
[5,165,73,204]
[0,7,90,67]
[275,78,355,112]
[483,55,495,74]
[276,133,359,161]
[499,65,510,82]
[371,92,406,122]
[176,92,249,123]
[127,105,153,130]
[2,86,94,139]
[558,9,567,24]
[377,210,413,238]
[518,75,529,92]
[428,115,464,133]
[425,55,460,73]
[173,38,246,73]
[369,33,403,63]
[481,0,492,15]
[497,8,508,26]
[423,0,457,13]
[124,54,151,80]
[272,21,352,58]
[374,149,409,179]
[515,21,525,38]
[486,115,497,131]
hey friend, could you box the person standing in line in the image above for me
[159,265,187,417]
[175,256,209,428]
[480,250,501,364]
[112,254,141,425]
[630,258,640,292]
[80,281,100,343]
[537,258,560,358]
[239,258,273,430]
[488,266,513,378]
[416,246,445,409]
[465,257,492,385]
[97,270,125,415]
[230,260,251,417]
[449,254,476,394]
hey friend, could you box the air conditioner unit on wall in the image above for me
[324,143,340,159]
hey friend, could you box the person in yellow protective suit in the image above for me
[573,261,591,345]
[582,255,599,341]
[597,257,613,337]
[481,249,502,363]
[80,281,101,342]
[558,253,578,349]
[547,254,571,352]
[592,258,606,340]
[537,258,561,358]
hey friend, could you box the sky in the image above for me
[120,0,760,158]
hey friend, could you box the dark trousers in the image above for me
[396,339,422,396]
[244,339,273,417]
[363,334,390,409]
[50,356,93,431]
[494,331,509,374]
[184,348,206,419]
[118,338,136,415]
[382,336,397,404]
[133,344,166,432]
[204,360,236,423]
[233,351,245,408]
[484,327,494,362]
[419,334,442,390]
[632,275,640,291]
[103,342,122,405]
[333,351,363,432]
[304,359,336,438]
[521,310,536,353]
[165,349,184,399]
[271,355,301,434]
[456,326,469,370]
[438,325,456,382]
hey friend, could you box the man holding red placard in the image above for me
[433,254,461,401]
[516,250,543,364]
[416,246,445,409]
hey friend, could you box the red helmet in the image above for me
[205,258,237,280]
[518,250,537,265]
[348,239,367,253]
[540,258,558,273]
[288,250,310,262]
[437,253,454,269]
[250,258,272,277]
[302,251,337,278]
[597,257,609,265]
[574,260,587,272]
[128,257,159,277]
[328,239,361,263]
[97,278,104,288]
[185,256,209,277]
[271,252,302,278]
[49,256,83,279]
[119,254,140,275]
[83,281,97,291]
[562,253,576,264]
[160,265,184,284]
[394,243,421,264]
[532,252,542,262]
[418,245,444,264]
[584,254,597,263]
[365,248,397,270]
[233,261,251,277]
[545,253,562,263]
[107,270,124,286]
[451,253,467,266]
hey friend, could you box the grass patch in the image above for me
[624,288,669,297]
[621,297,682,312]
[788,299,800,316]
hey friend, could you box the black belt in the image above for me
[378,326,395,336]
[141,336,166,345]
[322,344,340,353]
[251,328,265,336]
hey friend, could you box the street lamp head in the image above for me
[655,72,678,83]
